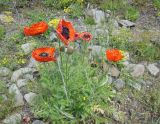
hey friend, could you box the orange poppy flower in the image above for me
[24,21,48,36]
[106,49,123,62]
[79,32,92,42]
[56,19,76,45]
[32,47,56,62]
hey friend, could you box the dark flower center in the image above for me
[39,52,49,57]
[83,34,90,39]
[62,26,70,39]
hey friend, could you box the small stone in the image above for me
[9,84,24,107]
[131,83,141,91]
[11,67,33,82]
[107,76,113,84]
[102,63,109,72]
[21,42,36,54]
[118,20,135,28]
[23,74,34,81]
[109,66,120,77]
[114,79,125,90]
[147,63,159,77]
[50,32,57,41]
[24,92,37,105]
[122,61,130,66]
[17,79,29,88]
[28,57,39,68]
[0,67,11,77]
[131,64,145,77]
[32,120,45,124]
[3,113,21,124]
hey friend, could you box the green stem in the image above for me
[57,58,68,100]
[58,40,63,66]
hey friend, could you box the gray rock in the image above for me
[3,113,21,124]
[118,20,135,28]
[21,42,35,54]
[122,61,130,66]
[50,32,57,41]
[28,57,39,68]
[0,67,11,77]
[147,63,159,77]
[86,9,106,25]
[141,80,153,87]
[114,79,125,90]
[23,74,34,81]
[9,84,24,107]
[32,120,45,124]
[11,67,33,82]
[131,64,145,77]
[17,79,29,88]
[131,83,141,91]
[24,92,37,105]
[109,66,120,77]
[126,64,136,71]
[107,76,113,84]
[112,19,119,29]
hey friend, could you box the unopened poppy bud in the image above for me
[66,46,74,55]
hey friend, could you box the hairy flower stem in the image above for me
[57,58,68,100]
[58,40,63,66]
[65,54,69,84]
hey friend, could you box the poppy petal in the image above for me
[56,19,76,45]
[24,21,48,36]
[106,49,123,62]
[32,47,56,62]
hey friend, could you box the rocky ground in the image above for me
[0,1,160,124]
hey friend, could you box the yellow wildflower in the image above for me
[2,57,8,65]
[2,15,14,23]
[3,11,12,15]
[48,19,60,29]
[64,7,72,13]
